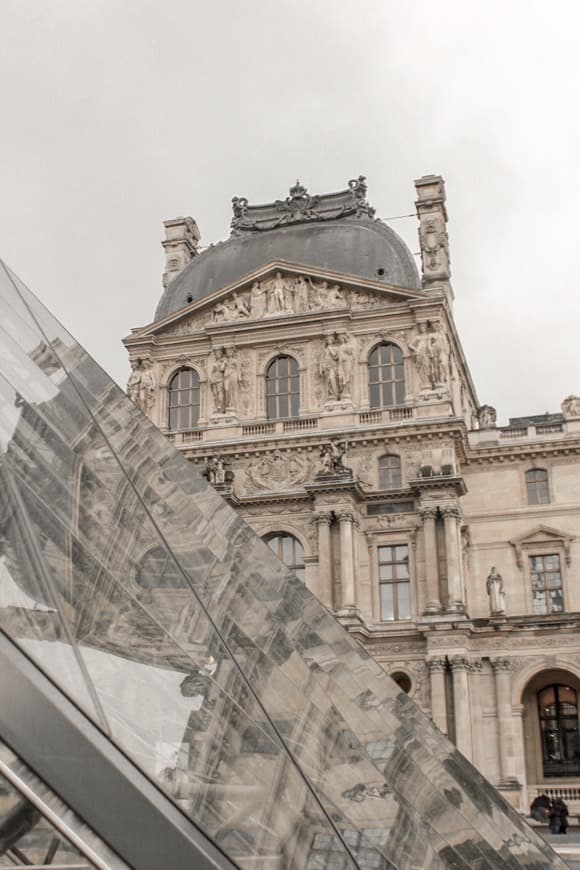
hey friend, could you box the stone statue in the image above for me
[319,335,339,400]
[209,348,227,413]
[408,323,432,390]
[337,333,354,398]
[250,281,268,318]
[409,322,448,391]
[429,324,448,385]
[486,566,505,616]
[294,276,310,312]
[561,395,580,417]
[478,405,497,429]
[319,439,349,475]
[328,283,345,306]
[223,347,240,410]
[268,272,287,313]
[205,455,233,487]
[127,359,155,415]
[231,292,250,318]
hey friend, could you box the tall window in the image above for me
[538,685,580,777]
[526,468,550,504]
[378,455,402,489]
[368,343,405,408]
[530,554,564,614]
[266,355,299,419]
[168,368,200,431]
[378,544,411,621]
[265,533,305,581]
[137,546,187,588]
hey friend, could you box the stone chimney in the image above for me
[162,217,200,289]
[414,175,453,302]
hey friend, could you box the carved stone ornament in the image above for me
[408,322,449,393]
[204,455,234,489]
[561,394,580,418]
[246,450,311,491]
[208,347,241,415]
[478,404,497,429]
[319,331,355,403]
[230,177,375,235]
[207,273,389,325]
[316,439,351,477]
[127,358,155,415]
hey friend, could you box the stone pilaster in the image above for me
[427,658,448,735]
[419,508,441,614]
[469,660,483,770]
[449,656,473,761]
[491,658,519,787]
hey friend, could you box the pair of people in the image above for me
[530,794,569,834]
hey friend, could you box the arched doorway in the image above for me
[522,668,580,787]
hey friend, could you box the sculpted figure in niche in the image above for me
[319,335,339,400]
[223,347,241,409]
[486,566,505,615]
[127,358,155,415]
[408,323,432,390]
[337,333,354,398]
[562,395,580,417]
[430,324,448,385]
[209,348,227,413]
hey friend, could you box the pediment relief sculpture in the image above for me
[246,450,311,491]
[208,273,394,325]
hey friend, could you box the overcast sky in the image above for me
[2,1,579,424]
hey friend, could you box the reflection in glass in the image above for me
[0,260,565,869]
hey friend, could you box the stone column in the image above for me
[442,507,465,614]
[450,656,473,760]
[337,511,357,613]
[420,508,441,614]
[469,660,483,770]
[312,513,333,609]
[492,658,518,786]
[427,658,448,734]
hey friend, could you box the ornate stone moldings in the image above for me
[246,450,311,492]
[230,177,375,235]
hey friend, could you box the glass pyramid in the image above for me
[0,260,564,868]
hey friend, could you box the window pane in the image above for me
[397,583,411,620]
[395,545,408,561]
[381,584,394,621]
[370,384,381,407]
[278,396,289,418]
[379,564,393,581]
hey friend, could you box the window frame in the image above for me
[377,543,412,622]
[378,454,402,490]
[525,468,550,505]
[537,683,580,778]
[263,532,305,582]
[367,342,405,409]
[529,552,564,615]
[167,367,201,432]
[265,355,300,420]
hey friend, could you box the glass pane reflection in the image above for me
[0,260,565,869]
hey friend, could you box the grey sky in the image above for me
[2,0,579,423]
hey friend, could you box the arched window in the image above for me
[537,684,580,777]
[168,368,200,431]
[264,533,305,581]
[391,671,412,694]
[266,355,299,420]
[526,468,550,505]
[368,343,405,408]
[378,455,402,489]
[136,547,187,588]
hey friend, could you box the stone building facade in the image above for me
[124,175,580,812]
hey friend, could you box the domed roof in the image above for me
[155,180,421,320]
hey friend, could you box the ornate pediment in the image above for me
[509,525,574,567]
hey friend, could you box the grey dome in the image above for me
[155,217,420,320]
